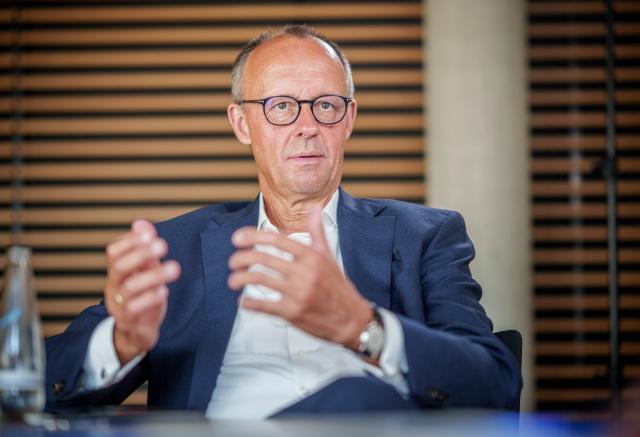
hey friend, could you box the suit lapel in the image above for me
[187,199,259,410]
[338,188,395,310]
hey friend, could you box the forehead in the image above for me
[243,35,348,96]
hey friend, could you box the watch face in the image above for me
[359,317,385,359]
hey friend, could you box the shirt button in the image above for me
[295,351,305,358]
[52,380,65,395]
[298,385,309,396]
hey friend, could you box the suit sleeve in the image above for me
[44,303,148,412]
[398,211,522,409]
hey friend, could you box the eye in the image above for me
[266,98,295,113]
[316,100,336,111]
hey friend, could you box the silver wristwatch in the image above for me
[357,305,385,360]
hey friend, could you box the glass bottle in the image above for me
[0,246,45,421]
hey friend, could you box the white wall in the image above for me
[425,0,534,410]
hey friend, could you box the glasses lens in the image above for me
[312,96,346,124]
[264,96,298,125]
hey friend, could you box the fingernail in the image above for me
[232,230,245,245]
[163,262,179,277]
[227,273,241,290]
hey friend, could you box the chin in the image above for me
[287,177,335,196]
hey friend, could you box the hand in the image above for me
[227,207,373,350]
[104,219,181,365]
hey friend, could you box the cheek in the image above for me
[250,129,288,169]
[325,131,346,161]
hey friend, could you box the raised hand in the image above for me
[104,219,181,364]
[227,207,372,350]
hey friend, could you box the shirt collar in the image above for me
[257,190,340,232]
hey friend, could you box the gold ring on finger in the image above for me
[114,293,124,305]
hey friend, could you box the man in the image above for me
[45,25,521,418]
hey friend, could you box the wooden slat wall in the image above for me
[529,0,640,421]
[0,1,424,407]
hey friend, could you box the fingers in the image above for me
[106,231,142,262]
[120,260,180,300]
[112,238,168,283]
[240,295,294,320]
[232,227,308,257]
[132,219,158,238]
[127,285,169,316]
[228,269,287,292]
[228,249,294,276]
[307,206,330,253]
[107,220,167,285]
[106,219,156,261]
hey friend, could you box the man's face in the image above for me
[228,36,357,200]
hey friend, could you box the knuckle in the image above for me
[288,303,303,323]
[106,241,120,258]
[308,268,322,288]
[121,279,135,294]
[255,272,267,282]
[299,289,313,306]
[111,261,126,276]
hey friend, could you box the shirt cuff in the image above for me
[79,316,146,391]
[376,308,410,397]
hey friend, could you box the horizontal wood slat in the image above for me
[0,159,424,180]
[531,113,640,129]
[530,90,640,105]
[536,318,640,333]
[0,25,422,45]
[536,365,608,379]
[531,135,640,151]
[534,227,639,242]
[39,298,101,316]
[530,67,640,83]
[534,272,640,288]
[0,137,424,158]
[534,249,640,264]
[0,113,424,135]
[536,295,640,311]
[0,181,424,204]
[0,91,424,112]
[0,69,423,90]
[0,4,423,23]
[0,47,423,68]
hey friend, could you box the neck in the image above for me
[261,186,337,234]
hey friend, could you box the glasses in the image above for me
[240,95,352,126]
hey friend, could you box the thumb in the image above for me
[308,206,330,254]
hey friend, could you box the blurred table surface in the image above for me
[0,409,613,437]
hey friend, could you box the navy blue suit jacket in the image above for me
[45,189,522,412]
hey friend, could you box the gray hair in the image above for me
[230,24,354,103]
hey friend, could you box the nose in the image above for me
[294,102,319,137]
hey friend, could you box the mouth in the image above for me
[288,153,325,164]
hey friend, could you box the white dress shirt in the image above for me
[81,190,408,419]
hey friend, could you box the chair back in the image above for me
[494,329,522,411]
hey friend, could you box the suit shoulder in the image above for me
[364,197,460,228]
[155,201,251,238]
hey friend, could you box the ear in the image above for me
[227,103,252,145]
[343,98,358,141]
